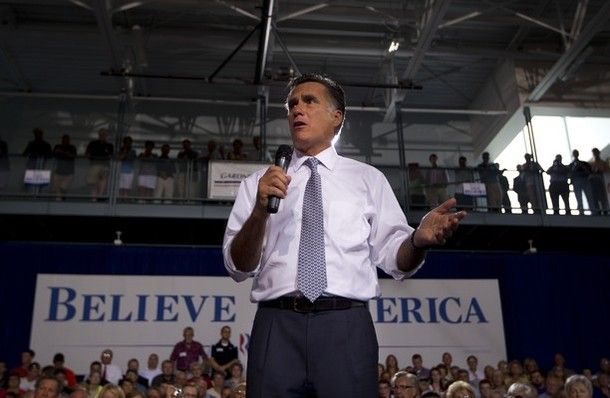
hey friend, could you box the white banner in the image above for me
[24,169,51,185]
[207,161,267,199]
[31,275,505,376]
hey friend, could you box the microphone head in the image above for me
[275,144,293,163]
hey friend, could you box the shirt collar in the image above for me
[291,145,338,172]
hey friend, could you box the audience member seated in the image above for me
[205,372,225,398]
[19,363,40,392]
[150,361,174,388]
[0,374,25,398]
[139,354,161,387]
[98,384,125,398]
[392,371,418,398]
[52,354,75,389]
[11,350,35,379]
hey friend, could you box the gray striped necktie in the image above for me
[297,157,327,302]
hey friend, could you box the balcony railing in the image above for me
[1,155,608,219]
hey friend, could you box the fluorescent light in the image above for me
[388,40,400,53]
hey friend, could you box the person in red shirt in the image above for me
[52,354,76,388]
[169,327,208,372]
[10,350,34,378]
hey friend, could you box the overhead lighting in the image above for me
[388,40,400,53]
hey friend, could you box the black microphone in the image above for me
[267,144,293,214]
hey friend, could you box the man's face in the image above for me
[162,361,173,375]
[22,352,33,365]
[394,376,418,398]
[148,354,159,369]
[182,386,197,398]
[531,372,544,386]
[213,373,225,387]
[287,81,342,156]
[221,327,231,340]
[480,383,492,398]
[547,377,561,395]
[568,383,589,398]
[183,328,194,342]
[412,357,422,369]
[378,382,391,398]
[34,379,60,398]
[101,350,112,364]
[442,353,452,365]
[554,354,565,366]
[467,357,478,370]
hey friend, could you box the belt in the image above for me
[258,296,366,313]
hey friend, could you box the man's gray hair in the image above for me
[507,383,537,398]
[391,371,417,388]
[565,375,593,396]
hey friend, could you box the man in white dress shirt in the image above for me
[99,349,122,385]
[223,73,466,398]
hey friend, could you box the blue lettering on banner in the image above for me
[372,296,489,324]
[213,296,235,322]
[45,287,237,323]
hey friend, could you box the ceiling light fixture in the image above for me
[388,40,400,53]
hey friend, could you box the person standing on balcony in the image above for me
[569,149,592,214]
[52,134,77,200]
[588,147,610,215]
[85,128,113,201]
[546,154,571,215]
[475,152,502,213]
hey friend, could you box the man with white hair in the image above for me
[392,372,419,398]
[507,383,537,398]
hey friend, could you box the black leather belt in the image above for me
[259,296,366,313]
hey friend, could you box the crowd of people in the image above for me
[1,128,608,214]
[2,339,608,398]
[0,128,610,215]
[408,149,609,215]
[378,352,609,398]
[0,326,245,398]
[0,128,272,201]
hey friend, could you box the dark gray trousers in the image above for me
[246,304,378,398]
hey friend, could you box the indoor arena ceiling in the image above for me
[1,0,610,115]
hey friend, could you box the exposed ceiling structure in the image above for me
[1,0,610,251]
[0,0,609,151]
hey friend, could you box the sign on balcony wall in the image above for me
[207,161,266,199]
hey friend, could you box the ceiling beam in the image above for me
[507,0,553,50]
[0,43,30,91]
[0,91,507,115]
[92,0,123,69]
[383,0,452,122]
[528,0,610,101]
[254,0,274,84]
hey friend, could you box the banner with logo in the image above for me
[207,161,266,199]
[31,275,505,375]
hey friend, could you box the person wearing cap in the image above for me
[53,354,76,388]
